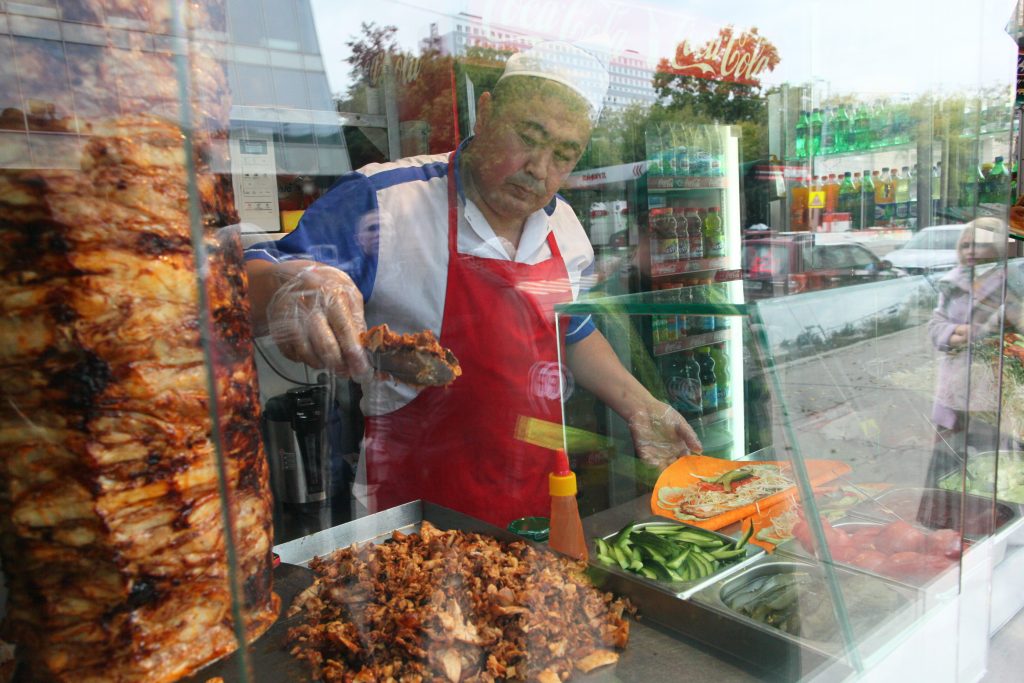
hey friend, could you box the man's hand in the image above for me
[949,324,969,348]
[628,401,702,470]
[266,264,372,382]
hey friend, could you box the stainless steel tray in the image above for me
[691,557,923,660]
[590,516,764,599]
[844,486,1019,540]
[771,517,965,603]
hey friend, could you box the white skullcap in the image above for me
[497,41,609,120]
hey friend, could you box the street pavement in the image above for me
[760,317,949,487]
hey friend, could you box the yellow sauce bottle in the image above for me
[549,449,588,561]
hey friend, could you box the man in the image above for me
[246,42,701,527]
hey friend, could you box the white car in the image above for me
[588,200,628,247]
[883,224,965,274]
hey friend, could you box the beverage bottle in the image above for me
[821,107,836,155]
[931,163,942,215]
[705,280,729,331]
[834,105,852,153]
[875,167,894,225]
[810,108,823,156]
[863,170,877,227]
[685,208,704,260]
[808,175,823,231]
[824,173,840,213]
[696,346,719,414]
[708,126,724,177]
[548,448,588,561]
[703,206,725,258]
[673,207,691,262]
[649,208,678,268]
[894,166,910,225]
[645,124,663,176]
[795,110,809,159]
[709,343,731,408]
[838,172,859,227]
[679,351,704,420]
[790,176,809,230]
[690,284,714,332]
[672,123,689,178]
[853,105,871,150]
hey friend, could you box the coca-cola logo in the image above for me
[665,27,775,86]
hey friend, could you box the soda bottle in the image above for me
[696,346,719,414]
[672,123,689,178]
[645,124,663,176]
[673,207,691,262]
[649,208,678,267]
[838,172,859,227]
[875,167,894,225]
[808,175,824,231]
[703,206,725,258]
[689,284,714,332]
[834,105,852,153]
[810,108,824,156]
[709,126,725,177]
[709,343,731,408]
[679,351,704,420]
[790,176,809,230]
[894,166,911,226]
[862,170,877,228]
[795,110,809,159]
[824,173,840,213]
[853,105,871,150]
[821,107,836,155]
[685,208,704,260]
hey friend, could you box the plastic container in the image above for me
[549,449,588,561]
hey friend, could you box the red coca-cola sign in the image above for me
[662,26,779,86]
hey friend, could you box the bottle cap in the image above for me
[549,449,577,497]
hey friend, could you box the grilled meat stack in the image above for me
[0,4,277,680]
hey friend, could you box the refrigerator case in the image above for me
[559,123,746,477]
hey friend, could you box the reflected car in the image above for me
[588,200,628,247]
[883,224,965,274]
[744,234,902,298]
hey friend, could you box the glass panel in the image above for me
[227,0,265,46]
[261,0,299,51]
[11,36,76,132]
[0,34,26,131]
[272,66,310,110]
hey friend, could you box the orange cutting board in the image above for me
[650,455,852,531]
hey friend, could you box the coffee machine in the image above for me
[263,385,330,506]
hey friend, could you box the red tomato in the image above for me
[849,549,888,572]
[926,529,963,560]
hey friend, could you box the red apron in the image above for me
[363,152,571,527]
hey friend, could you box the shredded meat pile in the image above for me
[287,522,632,682]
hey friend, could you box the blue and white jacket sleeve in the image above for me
[565,259,596,345]
[244,173,379,302]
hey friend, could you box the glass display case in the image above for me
[2,0,1023,681]
[556,267,1022,680]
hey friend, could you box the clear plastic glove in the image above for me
[266,264,373,382]
[628,402,702,469]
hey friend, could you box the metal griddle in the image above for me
[183,500,849,682]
